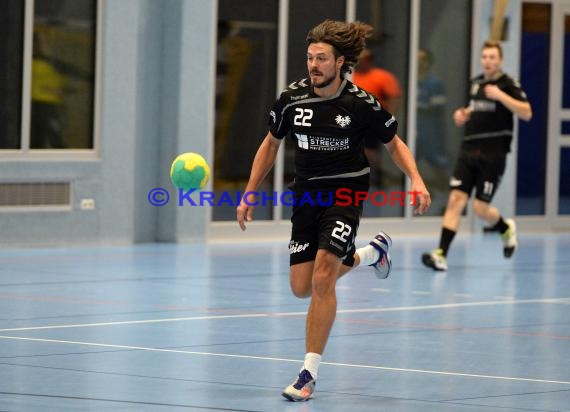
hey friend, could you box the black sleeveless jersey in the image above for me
[268,78,397,191]
[463,73,528,153]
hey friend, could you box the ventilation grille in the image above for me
[0,182,71,207]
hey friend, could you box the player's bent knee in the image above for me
[290,280,311,298]
[473,199,491,218]
[447,190,468,211]
[311,270,337,297]
[290,262,313,298]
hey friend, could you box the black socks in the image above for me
[438,227,456,257]
[492,217,510,234]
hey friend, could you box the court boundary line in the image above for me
[0,390,262,412]
[1,335,569,386]
[0,297,568,333]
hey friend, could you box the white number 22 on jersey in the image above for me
[294,108,313,127]
[331,220,352,243]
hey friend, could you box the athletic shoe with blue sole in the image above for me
[282,369,315,402]
[369,232,392,279]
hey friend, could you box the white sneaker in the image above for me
[282,369,315,402]
[421,248,448,271]
[501,219,517,258]
[369,232,392,279]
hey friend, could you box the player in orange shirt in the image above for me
[353,48,402,185]
[352,48,402,114]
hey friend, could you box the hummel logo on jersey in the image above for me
[335,115,351,128]
[290,93,309,101]
[288,79,309,90]
[450,177,463,187]
[289,241,310,254]
[269,110,276,124]
[347,84,381,111]
[364,94,376,105]
[385,116,396,127]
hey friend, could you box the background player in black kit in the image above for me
[236,20,430,401]
[422,40,532,271]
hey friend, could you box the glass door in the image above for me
[556,5,570,216]
[546,1,570,228]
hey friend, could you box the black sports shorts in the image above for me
[450,149,507,203]
[289,193,363,267]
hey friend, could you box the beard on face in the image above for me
[311,71,337,89]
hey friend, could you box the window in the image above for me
[213,0,278,221]
[356,0,410,217]
[416,0,471,216]
[516,2,551,215]
[0,0,97,151]
[0,1,25,149]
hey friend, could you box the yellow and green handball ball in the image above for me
[170,152,210,191]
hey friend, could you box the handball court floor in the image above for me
[0,231,569,411]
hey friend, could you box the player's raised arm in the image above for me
[237,132,282,230]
